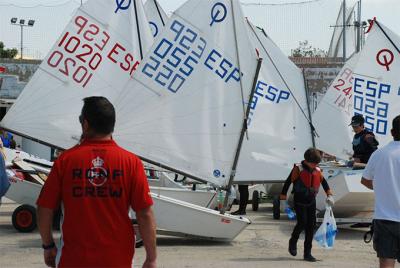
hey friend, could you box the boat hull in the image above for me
[316,167,374,218]
[151,193,250,241]
[150,186,216,208]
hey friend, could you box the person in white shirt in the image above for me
[361,115,400,268]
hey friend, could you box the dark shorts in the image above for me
[373,220,400,261]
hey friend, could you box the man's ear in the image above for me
[82,119,89,132]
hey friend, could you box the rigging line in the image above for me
[302,68,318,144]
[154,0,165,26]
[375,20,400,55]
[241,0,325,6]
[133,0,144,60]
[248,22,313,126]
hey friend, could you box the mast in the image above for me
[342,0,346,62]
[221,58,262,214]
[133,0,144,60]
[220,0,263,213]
[303,68,316,147]
[356,0,361,52]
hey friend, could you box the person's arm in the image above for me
[280,166,297,199]
[37,207,55,245]
[353,162,367,168]
[361,177,373,190]
[321,177,335,206]
[136,207,157,268]
[130,158,156,268]
[0,154,10,198]
[36,159,62,268]
[37,207,57,268]
[360,152,375,190]
[321,177,333,196]
[364,134,379,151]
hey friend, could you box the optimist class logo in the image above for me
[115,0,132,14]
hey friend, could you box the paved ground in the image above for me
[0,199,379,268]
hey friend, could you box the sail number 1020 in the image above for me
[46,32,99,88]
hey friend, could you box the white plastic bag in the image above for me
[314,206,337,249]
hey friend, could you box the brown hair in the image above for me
[304,148,321,164]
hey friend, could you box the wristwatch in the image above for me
[42,242,56,250]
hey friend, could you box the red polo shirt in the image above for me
[37,139,153,268]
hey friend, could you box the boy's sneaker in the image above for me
[304,255,317,262]
[288,240,297,256]
[231,210,246,215]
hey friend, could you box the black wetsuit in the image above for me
[352,129,379,164]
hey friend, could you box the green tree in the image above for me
[0,42,18,59]
[292,40,327,58]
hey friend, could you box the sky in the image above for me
[0,0,398,59]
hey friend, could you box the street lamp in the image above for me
[10,17,35,60]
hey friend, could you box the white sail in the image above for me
[313,54,360,160]
[145,0,168,38]
[315,20,400,157]
[351,21,400,146]
[234,22,313,183]
[113,0,259,186]
[1,0,154,149]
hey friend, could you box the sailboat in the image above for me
[2,0,265,241]
[311,19,400,218]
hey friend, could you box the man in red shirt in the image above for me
[37,96,157,268]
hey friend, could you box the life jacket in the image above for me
[291,163,323,199]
